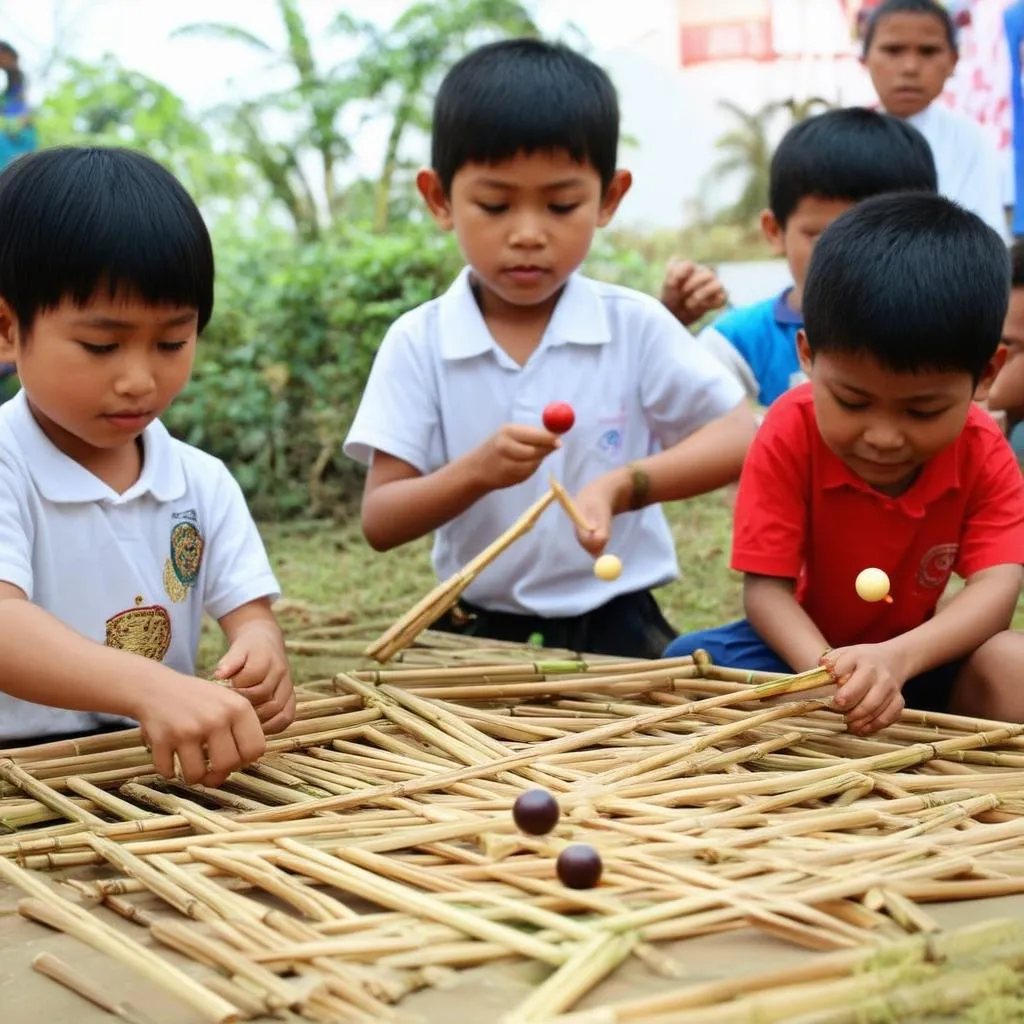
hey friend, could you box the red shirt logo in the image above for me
[916,543,959,589]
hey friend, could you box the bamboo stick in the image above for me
[365,489,558,662]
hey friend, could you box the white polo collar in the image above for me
[438,267,612,361]
[4,390,186,504]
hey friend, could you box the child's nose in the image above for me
[509,213,545,247]
[863,421,904,451]
[114,359,157,396]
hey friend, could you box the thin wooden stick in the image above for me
[364,489,557,662]
[32,952,155,1024]
[548,476,595,534]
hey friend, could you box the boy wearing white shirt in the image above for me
[862,0,1009,241]
[345,39,757,658]
[0,147,295,783]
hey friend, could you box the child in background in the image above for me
[665,194,1024,734]
[693,108,937,409]
[0,42,36,171]
[0,147,295,781]
[986,240,1024,460]
[660,259,727,328]
[345,39,757,660]
[861,0,1008,241]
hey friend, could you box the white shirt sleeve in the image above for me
[949,119,1009,242]
[696,324,761,402]
[0,455,34,597]
[200,462,280,622]
[637,303,747,449]
[343,320,443,473]
[960,146,1009,242]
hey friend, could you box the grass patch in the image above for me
[199,489,1024,681]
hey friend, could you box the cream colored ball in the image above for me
[855,567,890,603]
[594,554,623,582]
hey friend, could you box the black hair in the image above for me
[1011,239,1024,289]
[803,193,1009,382]
[0,41,24,96]
[430,38,619,193]
[769,107,937,227]
[862,0,957,56]
[0,147,214,333]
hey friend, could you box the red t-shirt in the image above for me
[732,384,1024,648]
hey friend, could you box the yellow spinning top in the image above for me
[855,567,892,604]
[594,554,622,581]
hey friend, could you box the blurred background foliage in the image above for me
[27,0,789,516]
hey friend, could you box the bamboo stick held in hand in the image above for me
[365,488,557,662]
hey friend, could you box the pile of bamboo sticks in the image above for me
[2,646,1024,1022]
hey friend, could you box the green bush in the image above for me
[166,218,773,519]
[164,220,462,518]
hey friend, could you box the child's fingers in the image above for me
[500,433,560,460]
[682,278,726,311]
[201,728,245,788]
[850,693,904,736]
[149,737,175,780]
[235,670,278,706]
[175,740,209,785]
[213,652,246,680]
[576,527,606,557]
[833,669,869,710]
[261,688,297,735]
[251,673,289,719]
[232,714,268,767]
[666,259,696,286]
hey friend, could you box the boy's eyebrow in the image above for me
[833,381,952,403]
[71,311,197,329]
[476,177,587,190]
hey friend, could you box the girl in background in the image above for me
[0,42,36,171]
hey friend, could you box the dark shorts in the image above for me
[434,588,676,661]
[663,618,960,713]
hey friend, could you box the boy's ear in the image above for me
[796,329,813,376]
[416,169,453,230]
[972,346,1008,404]
[0,298,18,362]
[597,169,633,227]
[761,209,785,256]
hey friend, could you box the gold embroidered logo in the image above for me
[105,595,172,662]
[163,510,204,604]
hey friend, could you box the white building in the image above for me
[596,0,1013,229]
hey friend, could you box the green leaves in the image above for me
[163,222,463,518]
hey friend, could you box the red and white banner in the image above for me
[677,0,775,65]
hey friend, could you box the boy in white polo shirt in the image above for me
[862,0,1008,241]
[344,39,756,659]
[0,146,295,784]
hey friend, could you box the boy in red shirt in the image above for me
[666,192,1024,734]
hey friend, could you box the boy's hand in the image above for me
[821,644,909,735]
[474,424,560,490]
[570,475,622,557]
[137,677,267,787]
[661,260,727,327]
[214,622,296,735]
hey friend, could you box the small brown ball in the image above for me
[512,789,560,835]
[556,844,603,889]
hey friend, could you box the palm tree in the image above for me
[354,0,539,232]
[708,95,834,228]
[174,0,541,238]
[173,0,370,240]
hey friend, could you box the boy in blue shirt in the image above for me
[696,108,938,408]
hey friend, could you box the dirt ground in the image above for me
[2,871,1022,1024]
